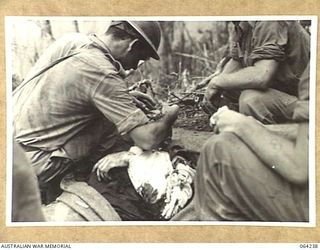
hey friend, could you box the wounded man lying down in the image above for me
[43,146,197,221]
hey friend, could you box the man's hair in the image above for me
[106,22,138,41]
[105,21,153,56]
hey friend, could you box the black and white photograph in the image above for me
[6,16,316,226]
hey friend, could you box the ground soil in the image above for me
[172,106,213,152]
[172,127,212,153]
[173,105,212,132]
[172,106,299,152]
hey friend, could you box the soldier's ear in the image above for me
[127,38,139,52]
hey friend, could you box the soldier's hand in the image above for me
[210,107,248,134]
[92,151,133,181]
[204,77,220,102]
[161,104,180,126]
[130,90,157,112]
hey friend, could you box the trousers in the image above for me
[239,89,297,124]
[173,133,308,222]
[12,141,45,221]
[20,118,130,204]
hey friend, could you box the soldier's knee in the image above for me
[239,90,261,114]
[201,133,238,161]
[239,89,272,117]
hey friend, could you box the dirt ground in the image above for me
[173,104,212,131]
[172,106,299,153]
[172,127,212,152]
[171,105,213,152]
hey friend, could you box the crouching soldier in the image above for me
[13,20,179,204]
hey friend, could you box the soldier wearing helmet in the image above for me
[13,20,179,204]
[102,20,161,70]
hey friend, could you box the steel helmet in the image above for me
[127,21,161,60]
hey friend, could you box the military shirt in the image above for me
[231,21,310,96]
[13,34,149,161]
[292,64,309,122]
